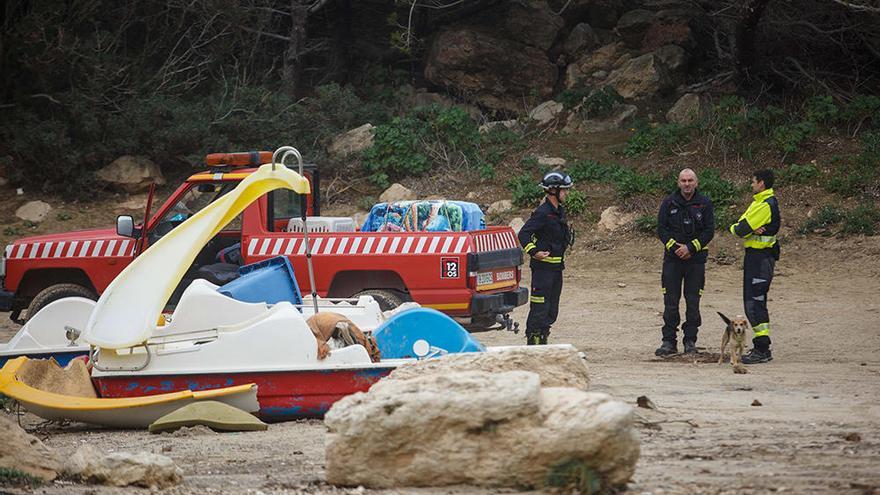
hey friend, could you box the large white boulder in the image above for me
[487,199,514,215]
[606,53,674,99]
[325,369,638,490]
[15,200,52,222]
[666,92,710,125]
[598,206,637,231]
[378,183,416,203]
[387,345,590,389]
[96,156,165,193]
[327,123,375,159]
[529,100,564,125]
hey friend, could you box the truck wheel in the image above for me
[26,283,98,321]
[353,289,404,312]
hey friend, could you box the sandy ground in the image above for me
[2,235,880,495]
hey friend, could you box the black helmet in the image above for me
[540,170,573,191]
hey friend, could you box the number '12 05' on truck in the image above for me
[0,152,527,330]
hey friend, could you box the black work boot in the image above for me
[540,333,549,345]
[527,334,542,346]
[742,347,773,364]
[654,341,678,356]
[683,341,697,354]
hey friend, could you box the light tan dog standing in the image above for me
[306,312,382,363]
[717,312,749,366]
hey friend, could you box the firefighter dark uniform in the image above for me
[730,188,780,363]
[518,172,573,345]
[657,189,715,352]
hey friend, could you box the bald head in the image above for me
[678,168,698,199]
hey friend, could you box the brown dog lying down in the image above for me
[306,312,382,363]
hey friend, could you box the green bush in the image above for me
[623,122,690,157]
[564,189,588,216]
[798,205,844,234]
[839,95,880,130]
[363,115,430,188]
[545,459,602,494]
[363,105,485,187]
[823,132,879,196]
[567,159,667,197]
[697,169,738,208]
[771,120,818,155]
[804,95,839,123]
[0,467,44,488]
[636,214,658,234]
[777,163,820,185]
[558,87,592,110]
[508,174,544,207]
[580,86,624,119]
[841,203,880,235]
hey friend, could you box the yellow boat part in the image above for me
[0,357,259,428]
[84,163,311,349]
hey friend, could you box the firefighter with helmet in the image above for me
[517,170,574,345]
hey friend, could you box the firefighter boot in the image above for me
[654,341,678,356]
[526,334,542,346]
[742,348,773,364]
[540,330,550,345]
[683,340,697,354]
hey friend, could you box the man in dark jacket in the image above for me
[517,170,574,345]
[655,169,715,356]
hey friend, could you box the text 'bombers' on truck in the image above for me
[0,151,527,330]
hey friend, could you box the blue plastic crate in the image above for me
[218,256,303,306]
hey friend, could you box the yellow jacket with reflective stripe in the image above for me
[729,189,780,249]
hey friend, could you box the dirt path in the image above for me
[3,237,880,494]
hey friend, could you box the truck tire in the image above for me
[353,289,404,312]
[26,283,98,321]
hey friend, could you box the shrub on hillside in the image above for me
[508,174,544,208]
[623,122,690,157]
[564,189,588,217]
[777,163,820,185]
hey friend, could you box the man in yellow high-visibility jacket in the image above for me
[729,169,781,364]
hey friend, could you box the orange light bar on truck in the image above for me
[205,151,273,167]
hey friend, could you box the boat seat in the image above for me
[154,279,269,338]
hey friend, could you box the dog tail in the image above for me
[717,312,731,325]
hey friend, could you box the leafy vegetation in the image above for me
[0,467,44,488]
[508,174,544,208]
[545,459,603,494]
[567,159,671,197]
[777,163,820,185]
[564,189,588,217]
[798,205,844,235]
[636,214,658,234]
[623,121,690,157]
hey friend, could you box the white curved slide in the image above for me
[84,163,311,349]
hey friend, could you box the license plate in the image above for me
[477,272,494,286]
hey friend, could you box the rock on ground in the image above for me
[387,345,590,390]
[529,100,564,125]
[667,92,710,125]
[325,370,637,490]
[567,104,638,133]
[487,199,513,215]
[378,183,415,203]
[327,123,374,159]
[65,445,182,488]
[96,156,165,193]
[0,415,61,481]
[15,200,52,222]
[606,53,674,99]
[598,206,637,231]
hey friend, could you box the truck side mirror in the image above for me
[116,215,134,238]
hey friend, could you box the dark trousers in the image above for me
[661,258,705,344]
[743,249,775,350]
[526,269,563,339]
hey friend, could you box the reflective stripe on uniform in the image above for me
[753,322,770,337]
[665,238,676,249]
[752,235,776,244]
[538,256,562,264]
[523,242,537,253]
[529,295,545,303]
[692,239,702,251]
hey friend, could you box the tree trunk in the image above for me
[283,2,309,95]
[735,0,772,84]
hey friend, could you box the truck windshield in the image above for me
[149,182,239,242]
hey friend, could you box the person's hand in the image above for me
[533,251,550,260]
[674,243,691,260]
[754,226,766,234]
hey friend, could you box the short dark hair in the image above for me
[753,169,774,188]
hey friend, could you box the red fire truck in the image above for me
[0,152,527,330]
